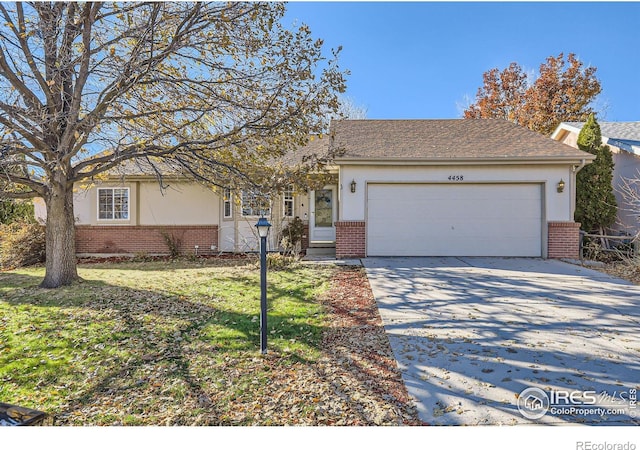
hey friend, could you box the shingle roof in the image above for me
[565,121,640,142]
[331,119,593,161]
[106,158,183,177]
[102,136,333,179]
[277,135,331,166]
[561,121,640,156]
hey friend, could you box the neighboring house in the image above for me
[35,119,594,259]
[551,121,640,235]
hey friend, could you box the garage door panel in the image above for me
[367,184,542,257]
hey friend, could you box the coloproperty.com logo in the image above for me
[517,387,637,420]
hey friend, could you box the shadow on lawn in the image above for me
[0,271,45,289]
[1,268,326,425]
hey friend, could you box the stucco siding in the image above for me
[554,127,640,234]
[72,189,92,224]
[138,182,219,226]
[612,151,640,233]
[218,190,311,252]
[339,164,573,223]
[34,188,96,224]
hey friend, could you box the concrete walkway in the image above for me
[363,257,640,425]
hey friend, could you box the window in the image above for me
[241,190,270,217]
[283,186,294,217]
[98,188,129,220]
[223,188,233,219]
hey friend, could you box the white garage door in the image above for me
[367,183,542,257]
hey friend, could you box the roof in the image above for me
[277,135,331,167]
[560,121,640,156]
[102,136,333,179]
[331,119,592,163]
[106,158,183,177]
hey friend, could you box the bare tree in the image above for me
[334,95,368,120]
[616,172,640,240]
[0,2,346,287]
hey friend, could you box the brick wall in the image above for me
[75,225,218,255]
[547,221,581,259]
[301,223,310,254]
[335,221,366,259]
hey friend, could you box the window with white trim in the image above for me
[283,186,294,218]
[98,187,129,220]
[223,188,233,218]
[241,190,270,217]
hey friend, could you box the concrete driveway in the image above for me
[363,257,640,425]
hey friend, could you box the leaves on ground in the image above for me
[0,260,423,426]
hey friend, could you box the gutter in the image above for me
[334,155,596,166]
[572,158,589,174]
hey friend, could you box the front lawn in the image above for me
[0,258,420,425]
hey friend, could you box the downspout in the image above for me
[573,158,588,174]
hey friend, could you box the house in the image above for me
[551,121,640,234]
[34,119,594,259]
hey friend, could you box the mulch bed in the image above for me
[312,266,424,425]
[598,260,640,285]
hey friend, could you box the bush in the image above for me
[266,253,298,271]
[0,221,46,270]
[160,230,182,258]
[0,199,35,225]
[280,216,305,256]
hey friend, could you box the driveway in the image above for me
[363,257,640,425]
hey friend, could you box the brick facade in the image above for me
[547,221,581,259]
[301,222,310,254]
[335,221,366,259]
[75,225,218,255]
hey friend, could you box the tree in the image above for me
[0,199,34,225]
[464,53,601,136]
[0,2,346,287]
[575,114,617,233]
[334,95,368,120]
[462,62,527,124]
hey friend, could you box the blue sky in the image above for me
[285,2,640,121]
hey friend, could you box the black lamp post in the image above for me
[255,216,271,354]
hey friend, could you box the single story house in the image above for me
[35,119,595,259]
[552,121,640,235]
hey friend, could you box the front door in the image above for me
[310,186,337,243]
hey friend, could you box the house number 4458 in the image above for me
[448,175,464,181]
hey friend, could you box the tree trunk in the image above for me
[40,183,79,288]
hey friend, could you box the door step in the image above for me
[305,247,336,256]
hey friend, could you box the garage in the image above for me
[367,183,543,257]
[331,119,594,260]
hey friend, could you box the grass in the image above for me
[0,257,334,425]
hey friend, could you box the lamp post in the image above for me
[255,216,271,354]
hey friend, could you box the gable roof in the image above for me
[277,135,332,166]
[558,121,640,156]
[102,135,332,178]
[331,119,593,163]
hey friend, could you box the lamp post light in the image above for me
[255,216,271,354]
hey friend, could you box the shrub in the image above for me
[0,221,46,269]
[280,216,305,256]
[160,230,182,258]
[0,199,34,225]
[266,253,298,271]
